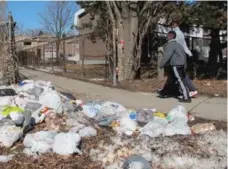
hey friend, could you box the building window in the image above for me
[24,42,32,46]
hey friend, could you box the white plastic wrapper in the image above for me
[52,133,81,155]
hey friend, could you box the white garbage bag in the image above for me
[39,91,63,114]
[0,96,13,107]
[78,126,97,137]
[0,125,23,147]
[23,131,57,154]
[140,117,168,138]
[166,105,188,122]
[52,133,81,155]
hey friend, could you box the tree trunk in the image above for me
[112,25,117,86]
[42,46,45,68]
[62,40,67,73]
[118,15,139,81]
[208,29,221,77]
[56,40,60,64]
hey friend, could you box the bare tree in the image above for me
[39,1,75,63]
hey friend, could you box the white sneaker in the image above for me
[190,91,198,98]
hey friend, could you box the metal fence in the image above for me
[17,30,227,81]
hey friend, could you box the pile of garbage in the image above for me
[0,79,220,168]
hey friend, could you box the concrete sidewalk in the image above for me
[19,68,227,121]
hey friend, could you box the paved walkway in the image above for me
[19,68,227,121]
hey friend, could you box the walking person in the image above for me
[170,21,198,98]
[159,31,191,103]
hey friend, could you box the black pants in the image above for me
[161,66,190,100]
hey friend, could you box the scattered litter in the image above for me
[191,123,216,134]
[0,154,14,163]
[52,133,81,155]
[0,78,223,169]
[79,126,97,137]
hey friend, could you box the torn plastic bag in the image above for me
[123,154,151,169]
[0,89,16,96]
[52,133,82,155]
[23,131,57,154]
[78,126,97,137]
[140,117,168,138]
[0,125,23,147]
[136,108,156,124]
[39,91,63,114]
